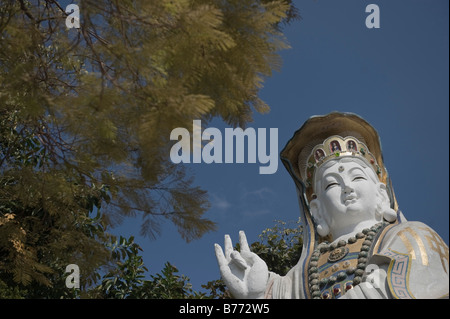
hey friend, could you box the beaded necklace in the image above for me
[308,221,390,299]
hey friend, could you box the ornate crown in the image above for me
[281,112,396,209]
[304,135,382,189]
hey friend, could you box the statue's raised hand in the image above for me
[214,231,269,299]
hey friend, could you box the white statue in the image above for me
[215,112,449,299]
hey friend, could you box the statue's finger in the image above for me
[239,230,251,252]
[230,251,248,270]
[224,234,233,259]
[214,244,227,266]
[215,244,234,279]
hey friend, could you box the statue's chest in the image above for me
[307,222,388,299]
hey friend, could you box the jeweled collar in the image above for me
[308,221,390,299]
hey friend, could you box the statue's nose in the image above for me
[343,185,354,194]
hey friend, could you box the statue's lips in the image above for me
[344,194,357,205]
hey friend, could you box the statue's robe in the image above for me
[266,221,449,299]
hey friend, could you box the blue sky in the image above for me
[114,0,449,293]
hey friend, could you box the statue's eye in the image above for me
[325,182,339,190]
[352,176,366,182]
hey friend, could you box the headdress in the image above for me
[280,112,396,208]
[303,135,382,192]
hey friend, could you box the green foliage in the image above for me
[251,219,303,276]
[90,236,148,299]
[89,220,302,299]
[0,217,302,298]
[0,0,299,297]
[0,109,111,297]
[89,236,203,299]
[0,279,25,299]
[0,180,111,298]
[0,0,297,244]
[139,262,200,299]
[201,279,232,299]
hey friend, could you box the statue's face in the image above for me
[315,158,380,226]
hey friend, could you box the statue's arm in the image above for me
[264,271,293,299]
[265,261,310,299]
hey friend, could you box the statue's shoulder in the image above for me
[382,220,439,241]
[378,220,446,253]
[375,221,449,299]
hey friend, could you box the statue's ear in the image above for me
[378,183,397,222]
[310,199,330,237]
